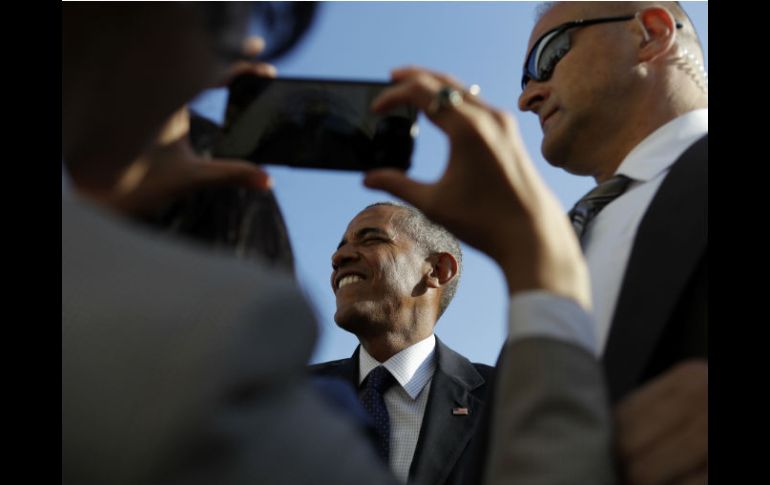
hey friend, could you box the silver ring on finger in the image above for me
[427,86,464,116]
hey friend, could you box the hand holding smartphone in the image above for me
[214,75,418,172]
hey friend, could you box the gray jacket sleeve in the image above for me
[482,295,616,485]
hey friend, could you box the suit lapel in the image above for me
[602,135,708,402]
[408,338,486,485]
[312,347,360,387]
[342,347,361,387]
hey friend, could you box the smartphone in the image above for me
[213,75,418,171]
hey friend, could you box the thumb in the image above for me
[363,169,432,208]
[194,159,273,191]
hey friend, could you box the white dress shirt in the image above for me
[359,334,436,483]
[583,109,709,353]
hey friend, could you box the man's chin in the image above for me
[334,305,384,336]
[334,307,363,335]
[542,139,584,175]
[542,137,566,167]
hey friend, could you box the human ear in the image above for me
[635,7,678,62]
[424,252,458,289]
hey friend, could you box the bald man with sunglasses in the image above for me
[517,4,707,485]
[365,2,706,485]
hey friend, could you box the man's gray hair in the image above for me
[366,202,462,319]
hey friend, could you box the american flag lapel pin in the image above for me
[452,407,469,416]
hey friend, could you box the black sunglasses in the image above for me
[521,14,683,90]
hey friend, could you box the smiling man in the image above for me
[312,202,493,485]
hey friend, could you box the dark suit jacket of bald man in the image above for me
[602,134,708,402]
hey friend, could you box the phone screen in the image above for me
[214,76,418,171]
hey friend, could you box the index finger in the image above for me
[371,69,488,136]
[215,36,277,87]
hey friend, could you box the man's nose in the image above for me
[518,80,550,114]
[331,244,359,271]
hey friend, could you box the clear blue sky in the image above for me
[191,1,708,365]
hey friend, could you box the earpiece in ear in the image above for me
[676,47,708,94]
[635,12,651,42]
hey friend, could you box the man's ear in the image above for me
[635,7,678,62]
[425,252,458,289]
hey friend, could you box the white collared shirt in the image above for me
[359,334,436,483]
[583,109,709,353]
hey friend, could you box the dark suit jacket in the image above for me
[602,134,708,403]
[310,337,494,485]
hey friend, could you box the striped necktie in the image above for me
[568,175,632,242]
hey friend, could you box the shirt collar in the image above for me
[616,109,708,182]
[359,334,437,400]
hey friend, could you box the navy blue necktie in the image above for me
[359,365,396,462]
[568,175,632,243]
